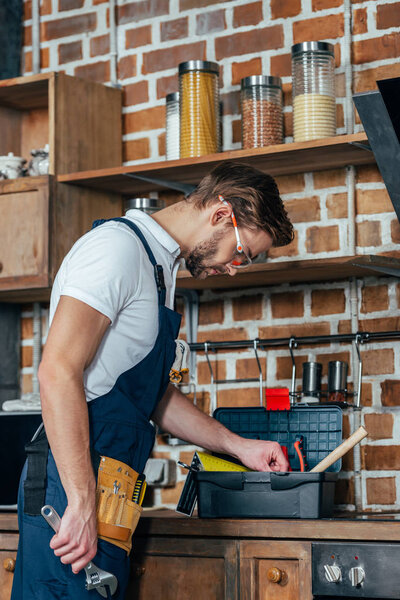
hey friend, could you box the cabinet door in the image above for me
[0,533,19,600]
[129,537,238,600]
[240,541,312,600]
[0,176,50,291]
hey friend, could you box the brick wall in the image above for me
[19,0,400,511]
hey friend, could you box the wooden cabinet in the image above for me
[0,72,123,300]
[0,533,18,600]
[240,541,312,600]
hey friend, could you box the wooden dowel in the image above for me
[310,426,368,473]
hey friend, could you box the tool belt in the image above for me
[96,455,146,555]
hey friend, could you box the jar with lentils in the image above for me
[240,76,283,149]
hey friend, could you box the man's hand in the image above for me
[50,501,97,574]
[234,438,289,472]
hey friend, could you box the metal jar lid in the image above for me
[291,41,334,57]
[241,75,282,89]
[179,60,219,75]
[124,197,165,213]
[166,92,179,103]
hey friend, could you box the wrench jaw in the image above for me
[84,562,118,597]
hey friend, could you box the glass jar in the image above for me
[179,60,220,158]
[241,76,283,149]
[166,92,180,161]
[292,41,336,142]
[124,197,165,215]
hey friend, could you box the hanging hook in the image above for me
[289,336,298,405]
[253,339,264,407]
[354,333,364,408]
[203,342,215,385]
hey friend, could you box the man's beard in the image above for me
[185,230,226,278]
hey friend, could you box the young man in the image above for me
[12,161,294,599]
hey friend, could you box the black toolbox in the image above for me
[195,406,342,519]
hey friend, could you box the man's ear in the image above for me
[210,202,231,226]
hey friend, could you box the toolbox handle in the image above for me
[270,472,322,490]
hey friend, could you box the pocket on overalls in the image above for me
[96,456,145,555]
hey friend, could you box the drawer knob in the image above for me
[132,564,146,577]
[267,567,284,583]
[3,558,16,572]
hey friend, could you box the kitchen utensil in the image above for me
[0,152,26,179]
[124,197,165,215]
[41,505,118,597]
[302,361,322,398]
[328,360,348,402]
[28,144,49,175]
[310,426,367,473]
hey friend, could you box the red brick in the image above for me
[217,387,262,408]
[161,481,185,504]
[232,119,241,144]
[124,81,149,106]
[353,7,368,35]
[293,14,344,44]
[313,169,346,189]
[118,0,168,25]
[233,2,263,27]
[377,2,400,29]
[199,300,224,325]
[198,327,248,344]
[359,316,400,333]
[354,63,400,94]
[196,9,226,35]
[271,0,301,18]
[21,318,33,340]
[363,445,400,470]
[59,0,84,9]
[362,349,394,376]
[275,174,305,195]
[124,106,165,134]
[90,34,110,57]
[356,189,393,214]
[270,53,291,78]
[306,225,340,253]
[21,346,33,368]
[118,55,137,80]
[283,111,293,138]
[24,25,32,46]
[232,295,263,321]
[215,26,284,60]
[356,164,383,184]
[123,138,150,162]
[92,0,108,3]
[22,374,33,395]
[352,33,400,65]
[158,132,165,158]
[197,360,226,385]
[312,0,342,9]
[311,288,346,316]
[126,25,152,49]
[42,13,96,41]
[381,380,400,407]
[221,91,240,115]
[180,0,225,8]
[391,220,400,244]
[285,196,320,223]
[24,48,49,72]
[157,75,178,100]
[143,42,206,74]
[335,478,354,505]
[366,477,396,505]
[326,192,347,219]
[231,57,262,85]
[74,60,109,83]
[161,17,188,42]
[364,413,394,440]
[276,355,307,381]
[236,358,266,380]
[361,285,389,314]
[356,221,382,247]
[259,322,331,340]
[360,381,373,407]
[271,291,304,319]
[268,231,299,258]
[58,40,82,64]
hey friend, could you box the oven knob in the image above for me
[324,564,342,583]
[349,566,365,587]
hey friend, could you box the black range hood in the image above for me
[352,78,400,277]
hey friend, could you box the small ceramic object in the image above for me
[28,144,50,176]
[0,152,27,179]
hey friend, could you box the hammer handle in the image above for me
[310,426,368,473]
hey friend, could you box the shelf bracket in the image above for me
[124,173,196,196]
[289,336,298,406]
[349,141,372,152]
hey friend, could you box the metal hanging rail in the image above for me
[188,330,400,352]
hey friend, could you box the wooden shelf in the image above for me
[58,133,374,195]
[0,72,51,110]
[175,254,398,290]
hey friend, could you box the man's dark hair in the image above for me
[189,161,294,247]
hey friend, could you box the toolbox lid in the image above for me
[213,406,343,472]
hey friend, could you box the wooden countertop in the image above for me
[3,510,400,542]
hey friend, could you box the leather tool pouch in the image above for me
[96,456,142,555]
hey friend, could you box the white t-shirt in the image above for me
[49,210,181,402]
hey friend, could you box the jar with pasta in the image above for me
[241,76,283,149]
[291,41,336,143]
[179,60,220,158]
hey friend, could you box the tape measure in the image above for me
[195,452,250,472]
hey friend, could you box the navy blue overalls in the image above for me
[11,218,181,600]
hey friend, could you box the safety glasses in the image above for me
[219,195,253,268]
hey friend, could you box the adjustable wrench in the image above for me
[41,505,118,598]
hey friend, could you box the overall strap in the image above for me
[92,217,166,305]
